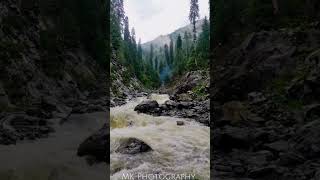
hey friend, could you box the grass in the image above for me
[192,83,207,98]
[110,115,128,129]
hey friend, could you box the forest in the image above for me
[111,0,209,88]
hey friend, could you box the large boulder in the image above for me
[77,124,108,162]
[115,137,152,154]
[214,126,251,150]
[134,100,159,113]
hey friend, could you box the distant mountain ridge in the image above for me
[141,19,205,52]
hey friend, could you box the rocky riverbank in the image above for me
[134,71,210,126]
[212,26,320,179]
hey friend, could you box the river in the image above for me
[0,112,108,180]
[110,94,210,180]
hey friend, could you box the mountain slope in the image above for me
[142,19,205,52]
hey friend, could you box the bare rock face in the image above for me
[0,0,108,144]
[212,29,320,179]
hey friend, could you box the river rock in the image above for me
[115,138,152,154]
[176,121,184,126]
[77,124,108,162]
[134,100,159,113]
[0,113,54,144]
[214,126,250,150]
[164,100,177,108]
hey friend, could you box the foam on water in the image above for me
[110,94,210,180]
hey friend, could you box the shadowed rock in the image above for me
[134,100,159,113]
[116,138,152,154]
[77,124,108,163]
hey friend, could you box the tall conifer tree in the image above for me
[189,0,200,42]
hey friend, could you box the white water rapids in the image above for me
[110,94,210,180]
[0,112,108,180]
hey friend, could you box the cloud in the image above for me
[124,0,209,43]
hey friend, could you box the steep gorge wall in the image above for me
[0,0,108,144]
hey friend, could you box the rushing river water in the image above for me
[110,94,210,180]
[0,112,108,180]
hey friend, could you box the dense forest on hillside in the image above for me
[111,0,209,88]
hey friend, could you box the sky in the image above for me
[124,0,209,44]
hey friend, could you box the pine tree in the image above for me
[149,44,154,68]
[131,28,136,46]
[111,0,125,32]
[154,56,159,71]
[174,35,184,74]
[111,10,121,51]
[123,16,131,43]
[176,35,182,50]
[196,16,210,68]
[164,44,170,65]
[137,39,142,60]
[169,39,174,65]
[189,0,200,42]
[131,28,137,60]
[183,31,191,56]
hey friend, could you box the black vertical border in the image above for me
[105,0,111,177]
[209,0,214,178]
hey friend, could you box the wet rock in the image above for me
[294,119,320,158]
[0,113,54,144]
[115,138,152,154]
[177,101,194,109]
[77,124,108,162]
[215,126,250,150]
[246,150,273,166]
[0,82,12,109]
[248,166,278,179]
[248,92,267,104]
[176,121,185,126]
[222,101,247,125]
[164,100,177,108]
[304,104,320,121]
[312,169,320,180]
[279,151,305,166]
[134,100,159,113]
[265,140,290,153]
[86,104,106,113]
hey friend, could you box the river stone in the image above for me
[116,138,152,154]
[77,124,108,162]
[177,121,185,126]
[134,100,159,113]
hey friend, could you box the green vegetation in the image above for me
[111,0,160,88]
[192,83,207,98]
[111,0,210,88]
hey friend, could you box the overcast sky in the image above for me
[124,0,209,43]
